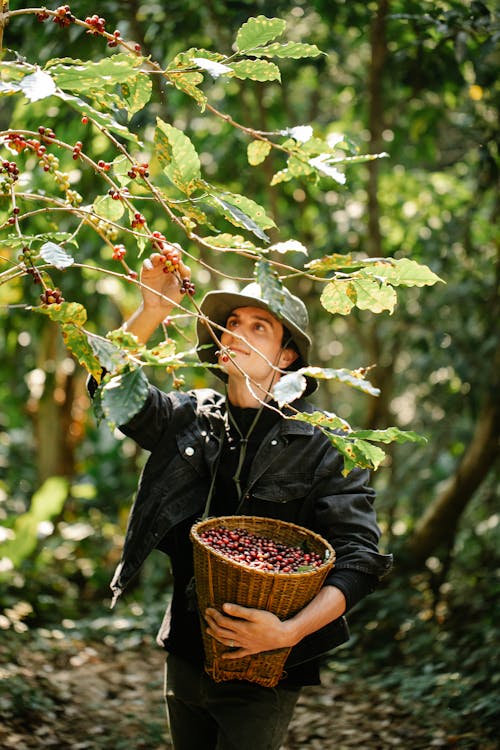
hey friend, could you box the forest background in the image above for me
[0,1,498,749]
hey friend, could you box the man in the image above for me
[102,249,392,750]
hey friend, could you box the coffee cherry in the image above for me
[180,278,196,296]
[131,212,146,229]
[85,14,106,35]
[112,244,126,261]
[37,11,50,21]
[199,526,324,573]
[40,287,64,305]
[53,5,74,27]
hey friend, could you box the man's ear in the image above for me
[278,348,299,369]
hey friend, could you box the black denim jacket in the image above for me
[112,384,393,661]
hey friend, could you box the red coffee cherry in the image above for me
[199,526,324,573]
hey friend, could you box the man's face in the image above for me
[218,306,296,389]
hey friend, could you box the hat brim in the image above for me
[196,289,317,396]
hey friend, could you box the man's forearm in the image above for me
[122,302,170,344]
[285,585,347,646]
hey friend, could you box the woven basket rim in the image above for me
[190,514,335,579]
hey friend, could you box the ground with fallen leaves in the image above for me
[0,635,492,750]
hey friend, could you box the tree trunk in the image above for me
[404,339,500,568]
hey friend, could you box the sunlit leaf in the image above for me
[357,258,444,287]
[250,42,322,59]
[349,427,427,444]
[300,366,380,396]
[208,191,275,242]
[192,57,233,78]
[168,70,207,110]
[19,69,56,102]
[47,54,143,90]
[154,118,201,195]
[93,195,125,221]
[235,16,286,52]
[39,242,75,269]
[247,140,272,165]
[320,280,356,315]
[230,59,281,82]
[61,324,102,378]
[350,278,398,313]
[268,239,308,255]
[33,301,87,327]
[273,371,307,405]
[56,90,140,144]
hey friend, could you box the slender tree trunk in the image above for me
[366,0,389,259]
[363,0,396,430]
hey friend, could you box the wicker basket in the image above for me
[190,515,335,688]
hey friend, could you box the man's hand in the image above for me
[122,245,190,344]
[204,603,297,659]
[204,586,347,660]
[139,247,191,313]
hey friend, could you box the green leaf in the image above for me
[86,333,127,372]
[154,118,201,196]
[101,368,149,427]
[270,168,293,186]
[320,280,356,315]
[235,16,286,52]
[288,153,315,177]
[168,70,207,110]
[0,232,77,251]
[55,90,140,144]
[350,278,398,314]
[254,260,289,317]
[93,195,125,221]
[208,191,275,242]
[273,371,307,406]
[349,427,427,445]
[249,41,323,59]
[47,54,143,91]
[203,233,258,251]
[357,258,444,287]
[306,253,377,273]
[19,69,56,102]
[230,59,281,82]
[33,301,88,327]
[120,73,153,115]
[291,410,352,433]
[39,242,75,269]
[300,367,380,396]
[61,324,102,378]
[292,410,387,473]
[247,140,272,166]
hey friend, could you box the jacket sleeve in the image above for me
[313,454,393,582]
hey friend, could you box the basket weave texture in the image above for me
[190,515,335,688]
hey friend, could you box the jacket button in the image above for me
[184,446,195,456]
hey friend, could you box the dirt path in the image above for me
[0,637,491,749]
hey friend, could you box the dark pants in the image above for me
[164,653,301,750]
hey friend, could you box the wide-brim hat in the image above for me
[196,282,317,396]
